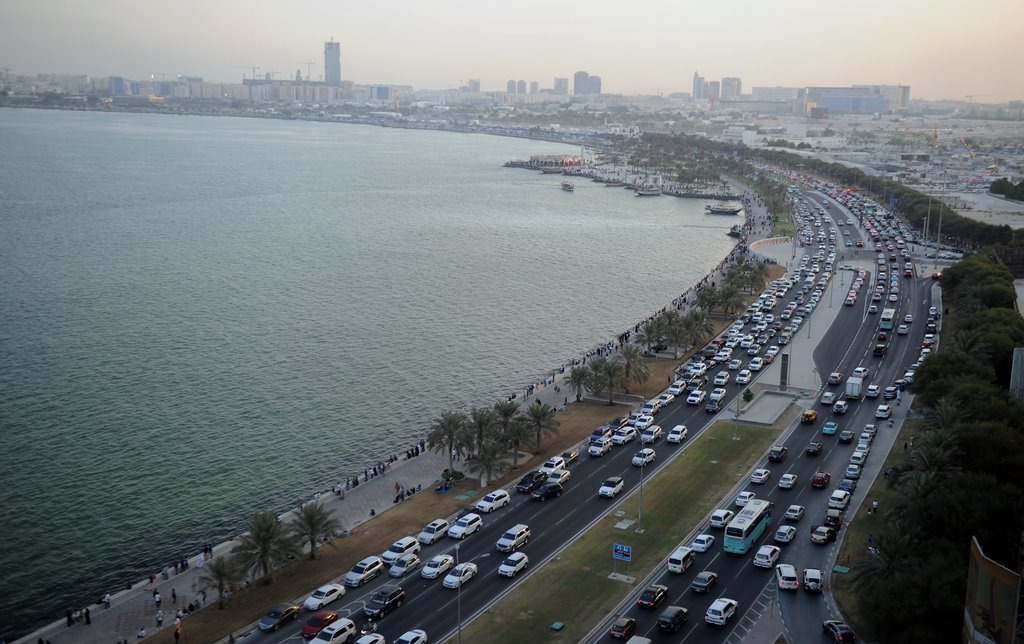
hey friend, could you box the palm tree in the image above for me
[567,365,590,403]
[199,555,242,609]
[232,511,300,583]
[620,344,650,393]
[465,438,506,485]
[469,406,498,457]
[587,356,626,405]
[694,286,719,313]
[717,283,744,316]
[521,401,560,451]
[633,322,658,353]
[502,416,532,467]
[683,308,715,346]
[926,398,965,431]
[290,501,341,560]
[428,410,470,475]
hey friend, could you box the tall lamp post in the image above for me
[638,458,645,527]
[455,543,463,644]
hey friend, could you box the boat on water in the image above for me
[604,179,625,187]
[727,225,743,238]
[561,182,575,192]
[540,167,566,174]
[635,187,661,197]
[705,203,743,215]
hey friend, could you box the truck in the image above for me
[845,376,863,400]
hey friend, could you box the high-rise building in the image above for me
[752,86,802,101]
[853,84,911,111]
[466,79,480,92]
[721,77,742,100]
[553,78,569,95]
[517,80,526,95]
[692,72,705,100]
[574,71,590,95]
[587,75,601,95]
[324,40,341,86]
[529,81,539,94]
[706,81,720,99]
[507,79,517,94]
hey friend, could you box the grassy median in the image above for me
[457,418,785,643]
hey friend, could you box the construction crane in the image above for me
[960,137,976,160]
[236,64,260,81]
[297,61,317,82]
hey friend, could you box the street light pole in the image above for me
[455,544,462,644]
[638,460,644,527]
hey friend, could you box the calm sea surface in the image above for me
[0,108,736,636]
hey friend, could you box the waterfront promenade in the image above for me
[19,181,781,644]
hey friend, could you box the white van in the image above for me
[667,546,696,573]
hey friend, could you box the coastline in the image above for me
[4,111,759,641]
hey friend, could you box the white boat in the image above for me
[705,203,743,215]
[561,182,574,192]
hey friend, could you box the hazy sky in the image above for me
[3,0,1021,102]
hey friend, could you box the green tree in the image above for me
[567,365,590,403]
[469,406,498,457]
[232,511,300,583]
[501,416,532,468]
[198,555,243,609]
[521,401,560,451]
[620,344,650,393]
[587,355,626,405]
[465,437,505,485]
[428,410,471,475]
[290,501,341,560]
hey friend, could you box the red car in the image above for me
[301,610,339,639]
[609,616,637,639]
[811,471,832,488]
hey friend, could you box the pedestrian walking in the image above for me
[156,610,164,627]
[171,588,177,604]
[84,607,91,625]
[103,592,112,609]
[154,591,161,608]
[138,627,146,639]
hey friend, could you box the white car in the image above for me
[443,562,478,588]
[865,385,880,398]
[691,534,715,552]
[447,513,483,539]
[766,345,781,358]
[632,448,656,467]
[820,391,836,405]
[640,425,663,444]
[785,504,805,521]
[750,469,771,484]
[833,400,848,414]
[776,563,800,590]
[394,629,428,644]
[475,489,510,513]
[852,367,870,379]
[381,536,421,564]
[666,425,688,443]
[829,489,851,510]
[421,554,455,579]
[709,387,727,402]
[709,509,734,528]
[753,544,781,568]
[774,525,797,544]
[588,437,612,456]
[897,324,909,335]
[713,371,730,385]
[657,393,675,407]
[547,468,570,485]
[303,583,346,610]
[748,357,764,371]
[634,414,655,430]
[344,556,384,587]
[598,476,624,498]
[611,426,637,445]
[727,358,743,370]
[498,551,529,578]
[389,553,421,578]
[539,456,565,475]
[735,491,756,507]
[875,404,892,419]
[667,380,686,395]
[778,473,798,489]
[418,518,449,545]
[736,369,752,384]
[705,597,738,625]
[687,390,707,405]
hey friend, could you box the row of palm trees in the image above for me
[198,502,342,605]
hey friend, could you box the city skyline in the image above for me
[2,0,1021,102]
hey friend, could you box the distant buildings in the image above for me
[529,81,539,94]
[573,71,601,95]
[324,40,341,86]
[553,77,569,95]
[517,79,527,95]
[752,86,803,102]
[466,79,480,92]
[507,79,517,94]
[721,77,742,100]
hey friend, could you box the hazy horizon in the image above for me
[2,0,1021,102]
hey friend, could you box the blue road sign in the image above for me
[613,543,632,562]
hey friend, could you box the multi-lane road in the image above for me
[251,189,936,644]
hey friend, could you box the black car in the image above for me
[839,478,858,493]
[590,425,613,441]
[258,603,301,632]
[531,483,563,501]
[363,585,405,618]
[657,605,689,632]
[806,441,823,456]
[690,570,718,593]
[823,619,858,642]
[608,615,636,639]
[610,416,629,429]
[636,584,668,609]
[705,399,723,413]
[838,430,855,444]
[769,446,789,462]
[515,471,546,494]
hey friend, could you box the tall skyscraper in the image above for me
[706,81,720,99]
[721,77,742,100]
[692,72,705,100]
[574,71,590,95]
[529,81,539,94]
[466,79,481,92]
[324,40,341,86]
[588,75,601,95]
[517,80,526,95]
[553,78,569,95]
[507,79,517,94]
